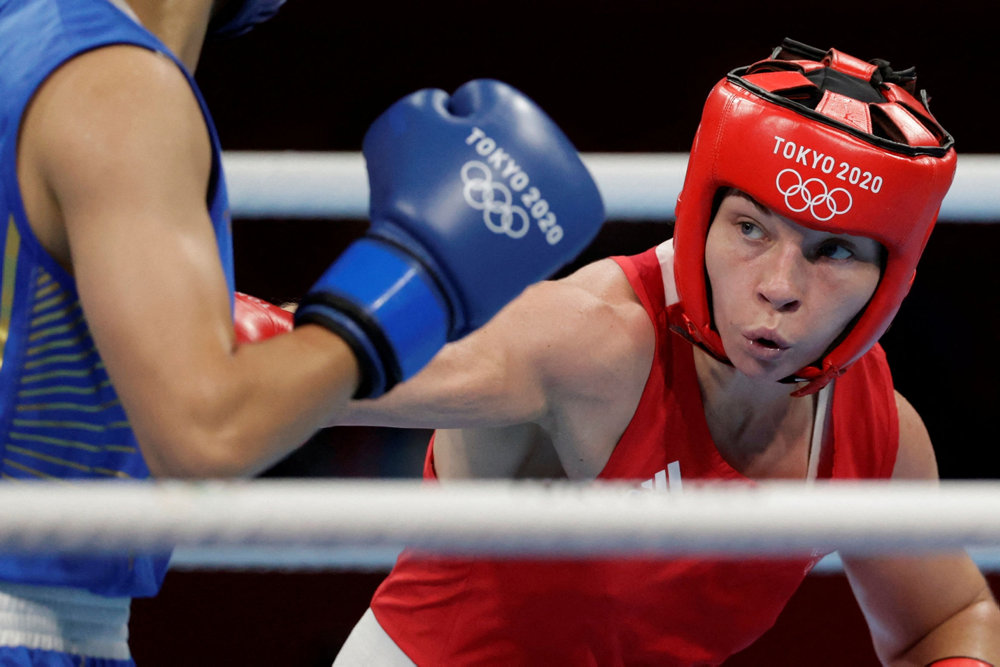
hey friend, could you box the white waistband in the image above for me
[0,582,130,660]
[334,608,414,666]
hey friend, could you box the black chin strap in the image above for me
[668,323,819,387]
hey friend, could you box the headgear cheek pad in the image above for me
[673,38,956,396]
[208,0,287,38]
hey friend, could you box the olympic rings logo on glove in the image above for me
[461,161,531,239]
[775,168,853,222]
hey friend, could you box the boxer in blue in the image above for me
[0,0,604,662]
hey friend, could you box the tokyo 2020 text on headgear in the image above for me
[672,37,956,396]
[208,0,286,38]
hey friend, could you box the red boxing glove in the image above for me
[234,292,294,343]
[926,659,994,667]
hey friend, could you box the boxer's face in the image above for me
[704,191,882,384]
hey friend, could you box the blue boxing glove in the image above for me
[295,79,605,398]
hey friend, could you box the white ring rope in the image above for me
[223,152,1000,222]
[3,480,1000,565]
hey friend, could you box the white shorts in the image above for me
[334,607,415,666]
[0,581,131,660]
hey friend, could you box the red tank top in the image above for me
[372,244,899,665]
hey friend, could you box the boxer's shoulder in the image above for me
[512,261,653,400]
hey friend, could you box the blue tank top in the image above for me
[0,0,236,597]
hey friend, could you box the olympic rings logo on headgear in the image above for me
[775,168,853,222]
[461,161,531,239]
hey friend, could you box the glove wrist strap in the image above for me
[295,239,449,398]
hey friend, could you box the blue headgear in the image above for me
[209,0,287,38]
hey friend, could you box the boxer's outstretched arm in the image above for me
[340,258,655,433]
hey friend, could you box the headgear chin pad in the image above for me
[673,38,956,395]
[208,0,287,38]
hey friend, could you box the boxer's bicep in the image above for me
[30,47,238,453]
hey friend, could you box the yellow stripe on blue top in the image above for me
[0,215,21,372]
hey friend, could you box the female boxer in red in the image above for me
[337,39,1000,665]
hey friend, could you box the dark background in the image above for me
[130,2,1000,663]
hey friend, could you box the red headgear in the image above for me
[673,38,956,395]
